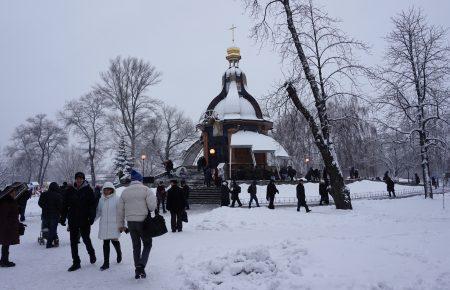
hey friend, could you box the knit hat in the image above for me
[75,172,85,180]
[130,169,143,182]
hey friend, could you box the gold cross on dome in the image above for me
[229,24,237,45]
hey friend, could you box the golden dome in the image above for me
[226,46,241,65]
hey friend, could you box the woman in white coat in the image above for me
[96,182,122,271]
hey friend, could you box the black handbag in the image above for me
[143,212,168,238]
[181,211,188,223]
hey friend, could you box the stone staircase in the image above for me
[154,166,222,205]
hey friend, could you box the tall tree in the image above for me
[96,56,161,162]
[113,136,134,178]
[373,8,450,198]
[244,0,370,209]
[8,114,67,184]
[60,91,108,186]
[49,147,88,183]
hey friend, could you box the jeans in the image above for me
[170,211,183,232]
[103,240,121,265]
[128,221,152,269]
[1,245,9,262]
[70,224,95,264]
[297,200,310,212]
[249,194,259,208]
[42,217,59,247]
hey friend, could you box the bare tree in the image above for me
[373,8,450,198]
[49,147,89,183]
[7,114,67,184]
[96,56,162,162]
[7,128,38,183]
[244,0,370,209]
[60,92,108,186]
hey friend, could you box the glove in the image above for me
[59,218,66,226]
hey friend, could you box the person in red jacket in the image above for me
[0,187,21,267]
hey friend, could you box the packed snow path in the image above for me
[1,196,449,290]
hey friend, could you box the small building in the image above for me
[183,46,289,180]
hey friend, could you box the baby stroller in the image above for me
[37,220,59,247]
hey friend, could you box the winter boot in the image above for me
[90,254,97,264]
[0,260,15,267]
[100,262,109,271]
[68,263,81,272]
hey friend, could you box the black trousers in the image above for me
[1,245,9,262]
[103,240,121,264]
[231,197,242,207]
[388,190,396,197]
[128,221,152,269]
[69,224,95,264]
[319,195,330,205]
[170,210,183,231]
[297,200,310,211]
[157,198,166,213]
[268,196,275,209]
[249,194,259,208]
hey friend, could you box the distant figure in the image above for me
[266,179,279,209]
[354,169,359,179]
[181,180,190,210]
[431,177,437,189]
[287,166,297,181]
[319,180,329,205]
[313,169,321,182]
[247,180,260,208]
[204,167,212,188]
[385,176,396,198]
[38,182,62,248]
[350,167,355,179]
[415,173,420,185]
[197,156,206,172]
[156,181,167,214]
[16,188,31,222]
[305,168,314,182]
[220,181,230,206]
[166,179,185,233]
[280,167,288,180]
[383,171,389,182]
[164,160,174,178]
[296,180,311,213]
[230,180,242,207]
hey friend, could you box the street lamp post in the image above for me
[141,154,147,177]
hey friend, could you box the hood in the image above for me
[48,182,60,192]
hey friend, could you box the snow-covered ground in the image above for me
[1,193,449,290]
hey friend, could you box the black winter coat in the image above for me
[166,185,185,212]
[266,182,278,199]
[248,184,257,195]
[386,178,395,191]
[0,195,20,245]
[220,185,230,206]
[296,183,306,201]
[38,183,62,220]
[230,183,241,199]
[319,183,328,197]
[61,182,97,227]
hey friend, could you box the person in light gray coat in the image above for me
[96,182,122,271]
[117,170,156,279]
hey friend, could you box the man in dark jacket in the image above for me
[415,173,420,185]
[38,182,62,248]
[386,176,396,198]
[156,181,167,214]
[197,156,206,172]
[247,180,260,208]
[230,180,242,207]
[17,188,31,222]
[181,180,190,210]
[220,181,230,206]
[166,180,185,232]
[60,172,97,272]
[266,179,279,209]
[0,187,20,267]
[204,167,212,188]
[287,166,297,181]
[296,180,311,212]
[319,180,329,205]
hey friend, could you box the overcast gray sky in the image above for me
[1,0,449,150]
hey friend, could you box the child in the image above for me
[96,182,122,271]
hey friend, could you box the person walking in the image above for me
[415,173,420,185]
[204,167,212,188]
[197,156,206,172]
[156,181,167,214]
[0,186,21,267]
[220,181,230,207]
[230,180,242,207]
[296,180,311,213]
[95,182,122,271]
[118,169,156,279]
[166,180,185,233]
[17,188,31,222]
[386,176,396,198]
[60,172,97,272]
[266,179,279,209]
[319,180,329,206]
[181,180,190,210]
[38,182,62,248]
[247,180,260,208]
